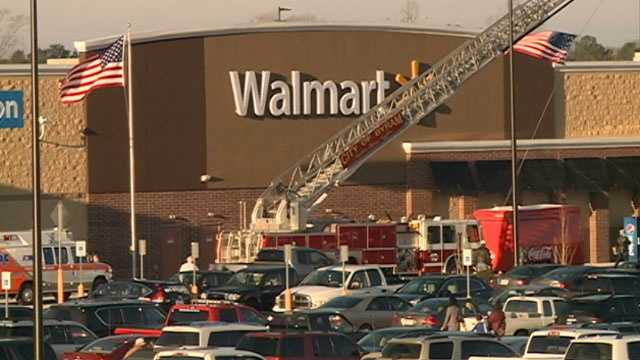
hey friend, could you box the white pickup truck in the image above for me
[470,328,619,360]
[272,264,397,312]
[564,334,640,360]
[503,296,568,336]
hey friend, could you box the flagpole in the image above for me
[126,25,138,278]
[30,0,45,359]
[509,0,520,267]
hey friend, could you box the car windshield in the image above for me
[565,343,612,360]
[156,331,199,347]
[301,270,348,287]
[527,336,573,354]
[256,250,284,262]
[358,329,413,352]
[542,267,587,281]
[397,278,442,295]
[381,343,422,359]
[81,336,135,353]
[411,298,448,313]
[167,310,209,325]
[321,296,363,309]
[226,271,265,287]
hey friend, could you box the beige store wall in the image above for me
[556,62,640,138]
[0,66,88,239]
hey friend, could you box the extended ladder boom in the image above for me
[251,0,575,233]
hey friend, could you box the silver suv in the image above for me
[379,334,517,360]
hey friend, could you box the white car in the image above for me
[154,348,264,360]
[503,296,567,336]
[272,265,393,312]
[154,322,267,350]
[564,334,640,360]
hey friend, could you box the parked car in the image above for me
[0,337,57,360]
[394,297,491,330]
[357,327,440,354]
[154,348,265,360]
[564,334,640,360]
[318,294,411,331]
[379,334,517,360]
[91,279,191,312]
[203,266,299,311]
[44,300,166,337]
[0,320,97,360]
[500,336,529,356]
[236,331,362,360]
[492,264,563,288]
[273,265,397,312]
[0,306,33,321]
[579,321,640,335]
[394,275,493,305]
[168,271,233,293]
[558,294,640,324]
[503,296,568,336]
[63,334,158,360]
[115,300,268,336]
[154,322,267,350]
[267,310,357,339]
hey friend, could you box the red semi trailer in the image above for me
[473,204,584,272]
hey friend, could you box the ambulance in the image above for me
[0,229,111,304]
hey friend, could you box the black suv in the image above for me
[0,337,57,360]
[557,294,640,324]
[394,275,493,305]
[202,265,299,311]
[43,300,166,337]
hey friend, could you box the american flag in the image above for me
[59,36,125,104]
[514,31,576,65]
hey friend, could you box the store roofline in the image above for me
[402,137,640,154]
[557,61,640,72]
[74,23,478,52]
[0,64,72,76]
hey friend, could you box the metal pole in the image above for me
[466,265,470,299]
[126,27,137,278]
[30,0,44,358]
[56,202,64,304]
[509,0,520,267]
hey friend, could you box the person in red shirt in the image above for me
[488,303,506,338]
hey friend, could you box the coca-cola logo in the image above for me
[524,246,553,262]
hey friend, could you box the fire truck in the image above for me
[217,217,481,275]
[216,0,576,274]
[0,229,112,304]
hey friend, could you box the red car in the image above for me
[114,300,267,336]
[63,334,157,360]
[236,332,362,360]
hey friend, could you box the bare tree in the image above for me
[400,0,420,24]
[0,9,27,59]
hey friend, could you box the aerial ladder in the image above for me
[218,0,576,263]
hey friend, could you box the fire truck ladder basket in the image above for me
[217,0,575,262]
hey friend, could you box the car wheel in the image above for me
[359,324,373,332]
[91,277,108,292]
[18,283,33,305]
[514,329,529,336]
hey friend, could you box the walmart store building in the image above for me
[0,24,639,278]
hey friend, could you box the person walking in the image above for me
[488,303,506,338]
[614,229,630,267]
[441,296,462,331]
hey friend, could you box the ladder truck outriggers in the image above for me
[217,0,577,274]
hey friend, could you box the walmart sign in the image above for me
[0,91,23,129]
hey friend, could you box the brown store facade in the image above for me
[1,25,638,278]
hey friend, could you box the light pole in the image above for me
[508,0,520,267]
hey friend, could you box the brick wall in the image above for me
[561,70,640,137]
[0,75,87,195]
[89,184,406,279]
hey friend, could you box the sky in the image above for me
[1,0,638,51]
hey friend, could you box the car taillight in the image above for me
[151,288,167,303]
[489,279,497,288]
[422,315,438,327]
[391,313,400,326]
[550,281,567,289]
[515,279,527,286]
